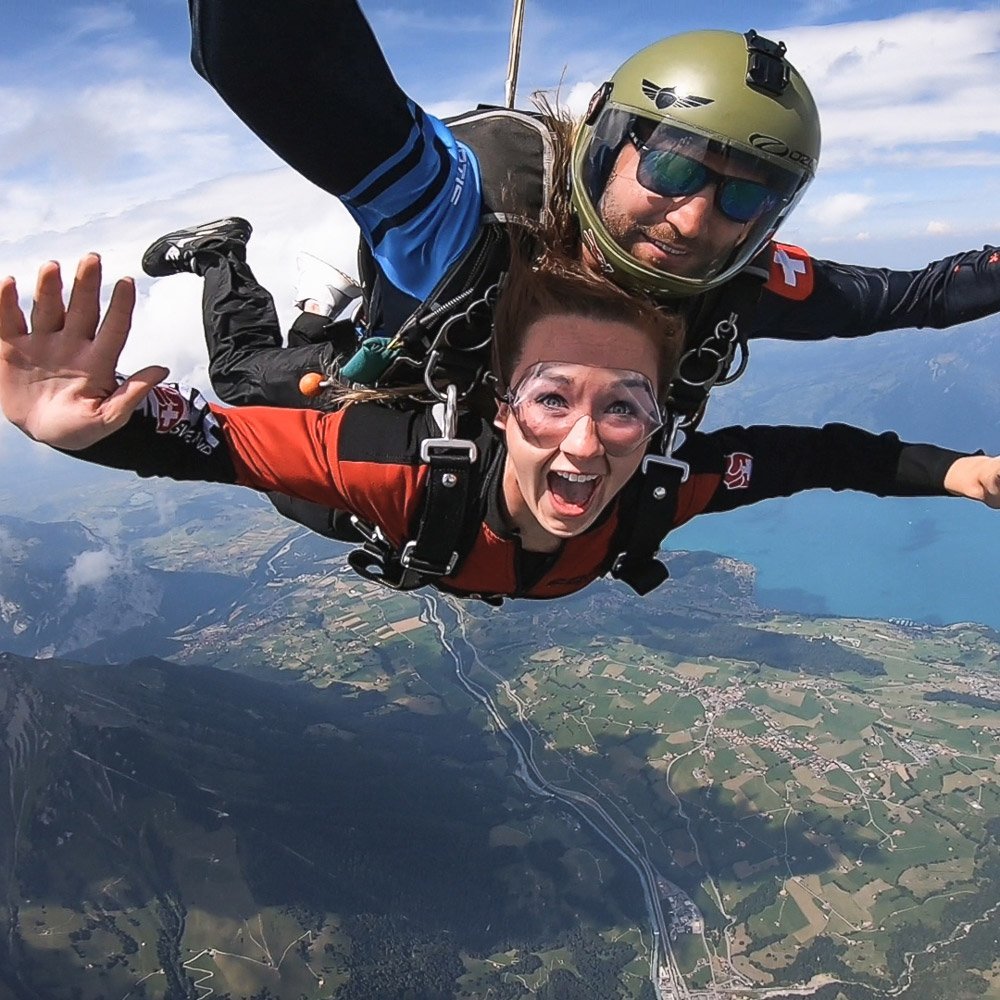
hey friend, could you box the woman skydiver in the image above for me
[2,251,997,603]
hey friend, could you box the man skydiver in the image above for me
[4,253,1000,602]
[168,1,999,418]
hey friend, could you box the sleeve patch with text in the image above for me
[139,381,221,455]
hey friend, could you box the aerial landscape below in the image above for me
[0,482,996,999]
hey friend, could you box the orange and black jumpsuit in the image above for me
[76,382,968,600]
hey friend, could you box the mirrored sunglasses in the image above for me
[628,127,786,224]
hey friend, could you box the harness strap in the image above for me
[347,390,479,591]
[668,260,768,428]
[351,107,553,397]
[400,438,477,575]
[609,426,690,596]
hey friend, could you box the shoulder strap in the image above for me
[353,108,554,393]
[347,392,483,591]
[608,423,690,596]
[446,106,554,224]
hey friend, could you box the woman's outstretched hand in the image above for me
[0,254,169,450]
[944,454,1000,509]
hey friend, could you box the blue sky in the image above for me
[0,0,1000,284]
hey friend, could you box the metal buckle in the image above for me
[435,283,500,353]
[399,540,459,576]
[349,515,388,548]
[675,312,744,390]
[422,383,478,463]
[642,414,690,481]
[642,451,690,482]
[423,350,482,403]
[421,439,478,463]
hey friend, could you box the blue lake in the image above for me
[668,492,999,630]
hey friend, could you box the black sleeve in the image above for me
[63,383,238,484]
[677,422,972,517]
[752,245,1000,341]
[187,0,416,195]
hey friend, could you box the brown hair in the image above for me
[490,245,683,401]
[325,246,683,411]
[529,92,580,260]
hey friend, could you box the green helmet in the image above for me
[571,29,821,298]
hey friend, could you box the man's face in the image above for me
[594,139,762,280]
[495,314,662,552]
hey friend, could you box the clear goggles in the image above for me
[503,362,664,458]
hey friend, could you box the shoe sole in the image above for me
[142,217,253,277]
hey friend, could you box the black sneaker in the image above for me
[141,217,253,277]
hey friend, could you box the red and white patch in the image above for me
[764,242,814,300]
[149,385,189,433]
[723,452,753,490]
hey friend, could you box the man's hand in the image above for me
[0,254,169,450]
[944,455,1000,509]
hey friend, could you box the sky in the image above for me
[0,0,998,424]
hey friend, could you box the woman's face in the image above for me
[495,313,662,552]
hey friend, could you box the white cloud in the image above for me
[926,220,954,236]
[0,164,364,394]
[564,81,600,117]
[773,9,1000,167]
[372,9,500,34]
[61,3,137,41]
[804,192,875,227]
[0,8,272,245]
[793,0,859,25]
[65,548,118,596]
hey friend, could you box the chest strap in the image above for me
[609,418,690,596]
[347,387,479,590]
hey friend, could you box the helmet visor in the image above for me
[580,109,807,285]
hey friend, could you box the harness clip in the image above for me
[424,383,478,463]
[400,540,460,576]
[642,414,690,482]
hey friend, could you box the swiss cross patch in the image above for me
[764,243,814,300]
[149,385,189,433]
[724,452,753,490]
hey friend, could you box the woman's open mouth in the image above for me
[547,470,600,515]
